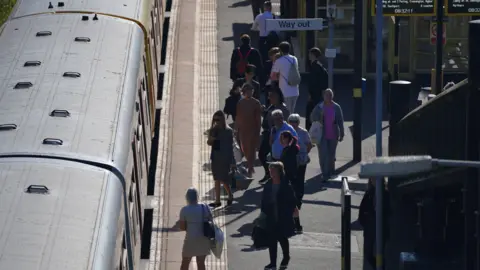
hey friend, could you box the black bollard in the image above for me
[388,80,412,127]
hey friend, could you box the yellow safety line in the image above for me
[11,11,156,133]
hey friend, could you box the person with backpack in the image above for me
[230,34,263,82]
[306,47,329,130]
[251,1,279,68]
[270,41,301,113]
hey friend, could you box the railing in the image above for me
[341,176,351,270]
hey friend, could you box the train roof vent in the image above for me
[25,185,49,194]
[36,31,52,37]
[74,37,90,42]
[93,14,98,20]
[63,72,81,78]
[58,2,65,7]
[42,138,63,145]
[24,61,41,67]
[0,124,17,131]
[48,2,53,9]
[82,15,89,21]
[50,109,70,117]
[14,82,33,89]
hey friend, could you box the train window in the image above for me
[42,138,63,145]
[129,183,133,202]
[131,169,136,183]
[135,180,143,233]
[142,58,152,126]
[132,140,142,182]
[130,186,137,245]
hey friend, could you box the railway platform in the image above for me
[147,0,387,269]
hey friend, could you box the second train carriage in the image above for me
[0,0,166,267]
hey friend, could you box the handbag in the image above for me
[309,121,323,145]
[233,140,243,164]
[296,152,311,166]
[201,204,215,240]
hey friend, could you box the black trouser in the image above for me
[251,0,265,19]
[258,131,271,175]
[293,165,307,209]
[305,98,320,131]
[259,36,268,66]
[269,235,290,265]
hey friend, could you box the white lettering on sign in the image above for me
[266,18,324,32]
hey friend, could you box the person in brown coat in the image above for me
[236,84,262,178]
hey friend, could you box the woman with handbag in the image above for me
[261,162,298,270]
[178,188,213,270]
[287,114,313,233]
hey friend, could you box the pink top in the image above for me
[323,104,336,140]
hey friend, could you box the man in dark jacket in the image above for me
[233,64,261,100]
[230,34,263,82]
[305,47,328,131]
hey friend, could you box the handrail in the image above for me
[0,152,134,270]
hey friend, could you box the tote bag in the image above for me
[309,121,323,145]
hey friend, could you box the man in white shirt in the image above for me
[270,41,300,113]
[251,1,278,68]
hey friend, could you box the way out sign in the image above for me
[265,18,324,32]
[430,22,446,45]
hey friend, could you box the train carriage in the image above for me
[0,0,166,269]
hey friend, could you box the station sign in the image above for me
[371,0,436,16]
[265,18,324,32]
[445,0,480,16]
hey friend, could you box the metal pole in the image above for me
[393,18,400,81]
[352,0,363,162]
[375,0,384,268]
[327,7,334,89]
[435,0,444,94]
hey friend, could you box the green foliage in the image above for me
[0,0,16,27]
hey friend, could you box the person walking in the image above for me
[270,109,297,162]
[270,41,301,113]
[233,64,261,100]
[309,89,345,181]
[251,1,279,66]
[250,0,266,20]
[306,47,328,131]
[236,84,262,178]
[178,187,212,270]
[262,47,280,106]
[230,34,263,82]
[261,162,298,270]
[287,113,312,233]
[258,90,290,183]
[359,178,390,270]
[207,110,235,208]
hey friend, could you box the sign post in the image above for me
[265,18,324,32]
[326,3,336,89]
[430,22,446,45]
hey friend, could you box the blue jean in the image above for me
[318,138,338,178]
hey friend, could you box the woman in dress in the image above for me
[261,161,298,270]
[207,110,235,208]
[179,188,212,270]
[236,84,262,178]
